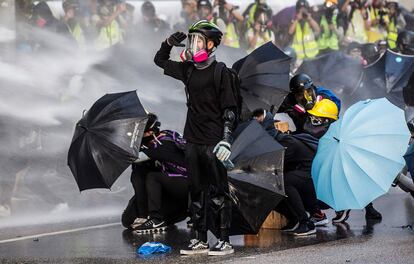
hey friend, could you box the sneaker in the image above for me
[310,211,329,226]
[134,218,167,234]
[131,217,147,229]
[281,221,299,232]
[332,210,351,223]
[208,240,234,256]
[291,221,316,236]
[365,205,382,220]
[180,239,209,255]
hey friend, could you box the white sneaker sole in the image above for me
[332,210,351,223]
[134,226,167,234]
[208,249,235,256]
[314,218,329,226]
[180,249,210,255]
[293,229,317,236]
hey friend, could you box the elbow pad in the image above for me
[223,109,236,143]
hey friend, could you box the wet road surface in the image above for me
[0,190,413,263]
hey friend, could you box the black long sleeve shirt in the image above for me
[154,41,237,145]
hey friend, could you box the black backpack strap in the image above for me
[214,62,226,95]
[185,65,195,110]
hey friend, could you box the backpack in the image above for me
[185,62,243,126]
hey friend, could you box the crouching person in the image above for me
[121,113,189,233]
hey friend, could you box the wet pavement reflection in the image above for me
[0,191,412,263]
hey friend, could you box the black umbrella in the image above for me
[352,54,387,106]
[68,91,148,191]
[296,51,364,108]
[384,49,414,107]
[233,41,291,112]
[356,50,414,108]
[208,120,285,236]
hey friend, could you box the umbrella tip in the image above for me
[333,137,340,142]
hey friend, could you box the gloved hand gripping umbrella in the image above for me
[312,98,411,211]
[208,121,285,235]
[233,42,291,113]
[68,91,148,191]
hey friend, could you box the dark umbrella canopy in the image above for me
[296,51,364,105]
[68,91,148,191]
[384,50,414,107]
[233,42,291,113]
[208,121,285,236]
[356,50,414,108]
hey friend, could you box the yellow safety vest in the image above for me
[223,22,240,49]
[387,19,398,49]
[346,10,368,43]
[367,7,388,43]
[292,22,319,60]
[95,20,123,51]
[68,23,85,48]
[318,15,339,51]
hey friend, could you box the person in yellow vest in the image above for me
[57,0,86,48]
[289,0,321,62]
[197,0,243,49]
[317,0,344,54]
[385,0,406,50]
[342,0,370,44]
[367,0,388,42]
[213,0,244,49]
[245,4,274,52]
[93,1,126,51]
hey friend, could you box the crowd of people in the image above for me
[1,0,414,257]
[11,0,414,65]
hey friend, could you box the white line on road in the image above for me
[0,222,121,244]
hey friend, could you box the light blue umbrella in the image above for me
[312,98,410,211]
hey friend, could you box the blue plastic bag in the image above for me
[137,242,172,255]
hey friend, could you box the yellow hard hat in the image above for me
[307,99,339,120]
[325,0,338,5]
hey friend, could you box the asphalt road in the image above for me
[0,190,413,264]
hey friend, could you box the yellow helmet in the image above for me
[307,99,339,120]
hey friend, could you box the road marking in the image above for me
[0,222,120,244]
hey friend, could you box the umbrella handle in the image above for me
[222,160,235,170]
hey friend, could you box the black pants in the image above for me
[186,143,232,238]
[121,161,188,228]
[284,171,318,222]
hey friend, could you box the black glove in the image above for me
[166,32,187,47]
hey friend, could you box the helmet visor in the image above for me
[187,32,207,55]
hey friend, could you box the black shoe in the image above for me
[180,239,209,255]
[187,219,194,228]
[291,221,316,236]
[208,240,234,256]
[281,221,299,232]
[332,210,351,223]
[310,211,329,226]
[365,205,382,220]
[134,218,167,234]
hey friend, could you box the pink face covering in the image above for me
[36,17,47,28]
[192,49,209,63]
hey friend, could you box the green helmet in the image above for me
[189,20,223,47]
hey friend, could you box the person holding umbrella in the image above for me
[252,109,324,235]
[121,113,189,234]
[278,73,341,134]
[154,20,238,255]
[303,100,383,223]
